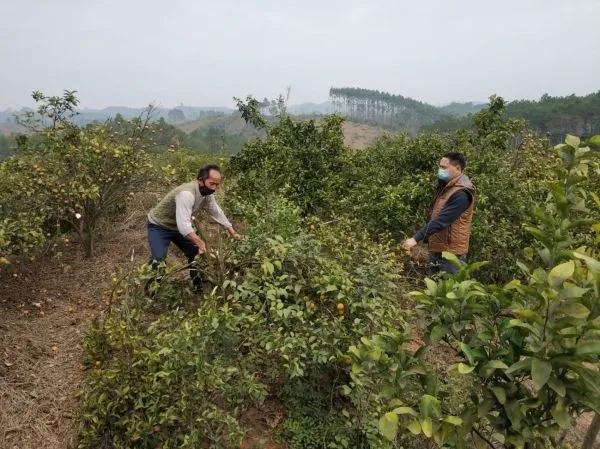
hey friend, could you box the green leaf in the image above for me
[588,134,600,147]
[420,394,441,418]
[560,285,590,300]
[573,252,600,273]
[568,364,600,396]
[513,308,542,322]
[551,398,571,428]
[442,251,461,267]
[443,415,463,426]
[504,400,523,429]
[457,363,476,374]
[506,435,525,449]
[548,376,566,397]
[506,357,531,374]
[392,406,418,417]
[516,261,530,275]
[424,278,437,295]
[429,325,447,343]
[565,134,580,148]
[562,302,590,319]
[378,412,398,441]
[407,419,421,434]
[531,358,552,389]
[261,261,275,275]
[548,261,574,288]
[504,279,521,290]
[490,386,506,404]
[575,341,600,356]
[507,319,539,335]
[460,342,476,365]
[477,398,494,418]
[421,417,433,437]
[481,360,509,377]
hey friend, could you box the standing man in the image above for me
[402,152,475,275]
[146,164,241,290]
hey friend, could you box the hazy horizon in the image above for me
[2,0,599,110]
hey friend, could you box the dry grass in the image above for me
[342,121,386,149]
[0,206,149,449]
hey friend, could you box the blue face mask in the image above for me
[437,168,451,182]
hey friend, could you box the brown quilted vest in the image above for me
[427,174,476,255]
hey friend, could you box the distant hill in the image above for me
[73,106,233,125]
[175,112,264,155]
[3,89,598,142]
[0,105,234,129]
[175,112,259,135]
[0,122,26,135]
[424,91,600,142]
[438,101,486,117]
[287,101,334,115]
[505,91,600,141]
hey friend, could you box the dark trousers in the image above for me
[147,222,202,286]
[428,252,467,276]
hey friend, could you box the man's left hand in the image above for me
[402,238,418,251]
[227,227,243,240]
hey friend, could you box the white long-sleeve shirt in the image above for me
[174,190,232,236]
[148,180,233,236]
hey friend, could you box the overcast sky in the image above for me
[1,0,599,109]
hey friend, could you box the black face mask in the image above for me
[199,183,215,196]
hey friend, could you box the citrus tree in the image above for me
[0,91,153,260]
[350,135,599,448]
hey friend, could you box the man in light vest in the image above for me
[146,164,241,290]
[402,152,475,275]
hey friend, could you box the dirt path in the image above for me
[0,216,148,449]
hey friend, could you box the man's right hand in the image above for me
[185,231,206,254]
[195,239,206,254]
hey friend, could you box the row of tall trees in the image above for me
[329,87,445,131]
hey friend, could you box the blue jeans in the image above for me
[428,252,467,276]
[147,222,202,286]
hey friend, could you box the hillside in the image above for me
[342,121,386,149]
[176,113,384,151]
[438,101,486,116]
[175,113,256,135]
[505,91,600,141]
[424,91,600,142]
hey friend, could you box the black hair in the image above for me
[442,152,466,170]
[197,164,221,180]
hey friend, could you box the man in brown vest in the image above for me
[402,152,475,275]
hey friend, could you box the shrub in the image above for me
[352,135,600,448]
[78,195,405,448]
[227,97,565,282]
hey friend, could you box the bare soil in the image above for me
[0,213,149,449]
[342,121,386,149]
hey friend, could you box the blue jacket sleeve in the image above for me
[414,190,471,242]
